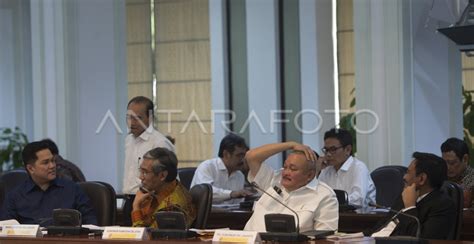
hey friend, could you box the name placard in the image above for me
[102,227,146,240]
[212,229,260,243]
[0,225,41,237]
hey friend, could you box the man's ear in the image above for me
[26,164,34,174]
[344,145,352,156]
[463,154,469,165]
[418,172,428,186]
[159,170,169,181]
[222,150,231,160]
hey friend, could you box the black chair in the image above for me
[370,165,406,207]
[0,169,29,207]
[441,181,463,240]
[334,189,348,205]
[78,181,117,226]
[189,183,212,229]
[178,167,197,190]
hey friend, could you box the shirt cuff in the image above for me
[401,206,416,212]
[223,189,232,199]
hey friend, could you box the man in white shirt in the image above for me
[244,142,338,232]
[122,96,175,225]
[318,128,376,207]
[190,134,253,204]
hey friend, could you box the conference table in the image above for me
[208,206,474,241]
[0,235,471,244]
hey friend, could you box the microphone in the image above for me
[250,182,300,234]
[369,202,421,238]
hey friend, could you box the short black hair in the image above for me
[412,151,447,189]
[143,147,178,182]
[22,141,52,168]
[218,133,249,158]
[41,138,59,155]
[324,128,353,147]
[440,137,469,161]
[127,96,154,118]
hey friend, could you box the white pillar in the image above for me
[246,0,282,169]
[299,0,335,152]
[209,0,228,154]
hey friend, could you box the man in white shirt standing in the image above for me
[122,96,175,225]
[190,133,253,204]
[244,142,338,232]
[318,128,376,207]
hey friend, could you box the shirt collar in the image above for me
[25,177,63,193]
[216,158,228,172]
[137,124,154,141]
[339,156,354,171]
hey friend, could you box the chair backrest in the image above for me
[178,167,197,190]
[333,189,348,205]
[189,183,212,229]
[0,169,29,207]
[78,181,117,226]
[370,165,407,207]
[441,181,463,240]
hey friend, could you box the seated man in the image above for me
[0,141,97,226]
[190,133,253,204]
[132,147,196,227]
[243,141,338,232]
[441,137,474,207]
[367,152,456,239]
[318,128,376,207]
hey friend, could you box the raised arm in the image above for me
[245,141,316,178]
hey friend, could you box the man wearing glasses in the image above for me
[318,128,376,207]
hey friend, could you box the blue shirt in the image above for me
[0,177,97,226]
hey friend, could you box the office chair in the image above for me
[0,169,28,207]
[441,181,463,240]
[334,189,348,205]
[189,183,212,229]
[178,167,197,190]
[78,181,117,226]
[371,165,406,207]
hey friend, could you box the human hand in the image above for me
[132,187,154,210]
[402,183,417,208]
[292,143,317,162]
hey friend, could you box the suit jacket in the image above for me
[365,189,456,239]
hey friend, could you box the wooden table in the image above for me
[208,207,474,241]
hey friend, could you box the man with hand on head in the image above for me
[131,147,195,228]
[190,133,253,204]
[243,141,338,232]
[367,152,455,239]
[0,141,97,226]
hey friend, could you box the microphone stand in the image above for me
[251,182,308,242]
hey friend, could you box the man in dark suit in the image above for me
[366,152,455,239]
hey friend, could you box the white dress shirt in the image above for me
[190,157,246,204]
[122,126,175,194]
[318,156,376,207]
[244,163,339,232]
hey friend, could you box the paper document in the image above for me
[326,232,364,240]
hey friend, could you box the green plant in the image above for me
[338,88,357,154]
[462,86,474,166]
[0,127,29,172]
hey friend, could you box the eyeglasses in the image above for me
[138,168,152,177]
[321,145,344,154]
